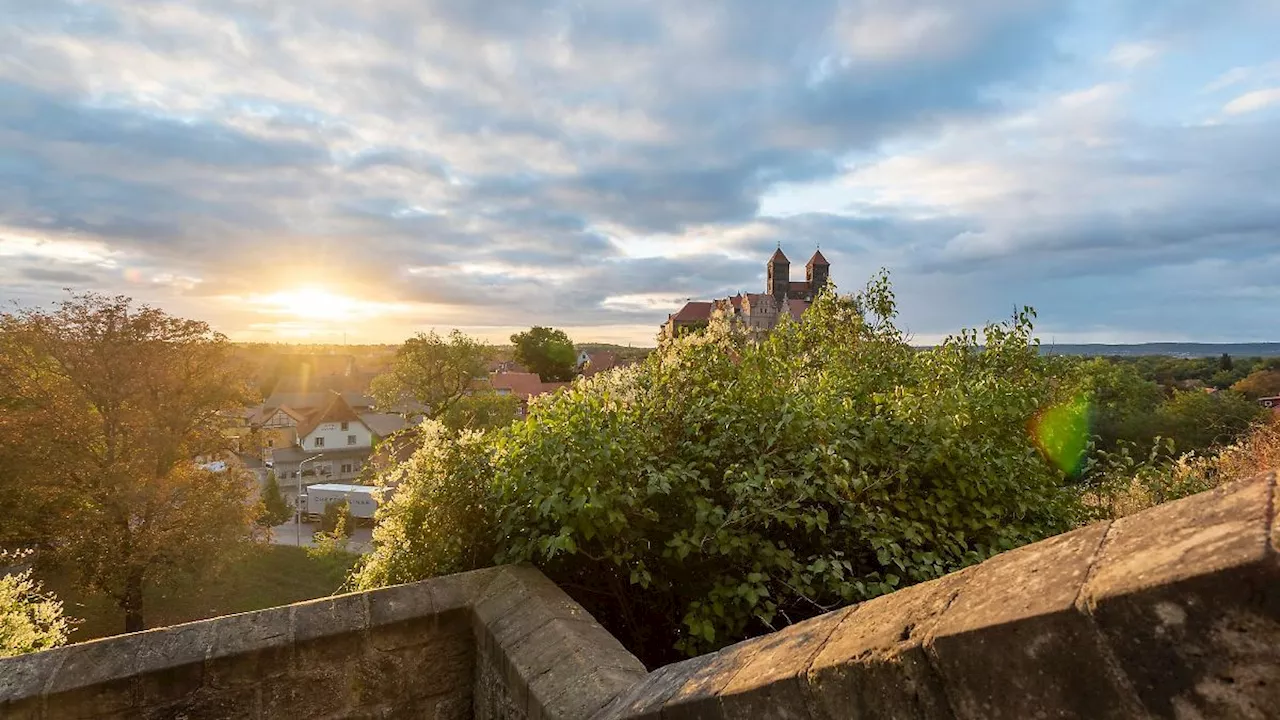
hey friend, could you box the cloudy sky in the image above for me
[2,0,1279,345]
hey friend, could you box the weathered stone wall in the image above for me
[595,470,1280,719]
[4,472,1276,719]
[0,565,645,720]
[0,568,489,719]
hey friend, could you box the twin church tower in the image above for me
[664,247,831,336]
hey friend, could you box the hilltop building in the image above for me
[664,247,830,337]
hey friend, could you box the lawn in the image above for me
[38,543,360,643]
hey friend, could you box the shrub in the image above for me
[258,472,292,527]
[355,422,496,589]
[357,275,1082,665]
[319,500,354,537]
[1,553,71,657]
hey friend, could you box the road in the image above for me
[268,519,374,554]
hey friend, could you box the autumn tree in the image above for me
[0,293,259,632]
[370,330,491,418]
[1231,369,1280,399]
[511,326,577,382]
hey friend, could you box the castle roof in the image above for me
[806,249,829,267]
[770,248,790,264]
[669,301,714,324]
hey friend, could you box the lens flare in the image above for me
[1030,395,1091,476]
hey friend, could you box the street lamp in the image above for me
[296,453,324,546]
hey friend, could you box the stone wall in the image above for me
[3,472,1277,719]
[595,470,1280,719]
[0,566,645,720]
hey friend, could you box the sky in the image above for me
[1,0,1279,346]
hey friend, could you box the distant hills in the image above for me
[1036,343,1280,358]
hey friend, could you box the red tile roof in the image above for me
[806,249,829,267]
[789,281,809,293]
[770,248,790,263]
[488,372,570,401]
[295,390,364,440]
[787,300,810,321]
[669,301,713,324]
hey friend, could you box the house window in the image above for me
[341,463,353,474]
[347,434,357,446]
[314,437,325,448]
[266,439,273,448]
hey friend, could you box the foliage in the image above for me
[35,544,356,644]
[370,330,491,417]
[1062,358,1165,453]
[360,275,1082,665]
[258,472,292,527]
[1150,390,1265,454]
[1231,369,1280,399]
[438,390,521,432]
[0,293,260,633]
[355,422,496,589]
[511,326,578,382]
[319,500,355,537]
[1,551,71,658]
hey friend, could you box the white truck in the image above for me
[302,483,380,523]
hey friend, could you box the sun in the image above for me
[256,287,363,320]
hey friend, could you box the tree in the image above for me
[438,390,521,432]
[259,471,292,527]
[319,500,354,537]
[1219,353,1234,371]
[1151,390,1264,454]
[370,330,491,418]
[359,275,1082,665]
[511,326,577,382]
[1231,369,1280,399]
[0,293,259,633]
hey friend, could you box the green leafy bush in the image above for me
[358,275,1082,665]
[319,500,354,538]
[355,422,496,589]
[1,560,71,657]
[258,472,292,527]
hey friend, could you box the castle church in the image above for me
[664,248,830,336]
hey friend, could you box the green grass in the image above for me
[38,543,360,643]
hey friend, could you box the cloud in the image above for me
[1223,88,1280,115]
[1105,41,1162,70]
[0,0,1277,342]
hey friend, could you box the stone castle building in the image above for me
[665,247,829,336]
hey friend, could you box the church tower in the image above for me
[806,249,830,295]
[768,247,790,300]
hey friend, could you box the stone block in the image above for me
[589,655,715,720]
[138,685,259,720]
[0,643,69,707]
[806,570,969,720]
[135,620,216,707]
[516,618,646,718]
[1084,471,1280,718]
[718,608,850,720]
[261,668,354,719]
[536,666,646,720]
[928,523,1139,719]
[661,636,771,720]
[43,633,147,719]
[362,627,473,703]
[205,606,292,688]
[292,592,368,666]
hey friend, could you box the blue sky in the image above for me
[1,0,1278,344]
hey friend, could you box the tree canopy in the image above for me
[357,276,1084,665]
[370,330,491,417]
[0,293,259,632]
[511,326,577,382]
